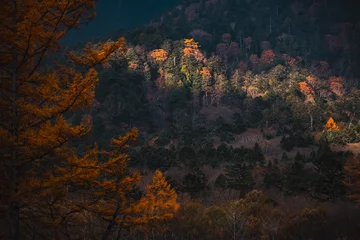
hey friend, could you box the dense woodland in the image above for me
[1,0,360,239]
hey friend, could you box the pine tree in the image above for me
[311,143,346,200]
[181,168,207,198]
[282,161,306,195]
[225,161,255,191]
[264,165,283,189]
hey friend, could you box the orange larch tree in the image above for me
[80,130,179,240]
[135,170,180,235]
[325,117,339,131]
[0,0,124,239]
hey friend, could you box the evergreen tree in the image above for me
[214,173,228,190]
[264,165,283,189]
[181,167,208,198]
[225,161,255,191]
[311,143,347,200]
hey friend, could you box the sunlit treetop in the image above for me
[325,117,339,131]
[149,49,168,62]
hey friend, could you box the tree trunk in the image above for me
[10,67,20,240]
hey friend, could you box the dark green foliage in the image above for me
[225,161,255,191]
[134,146,175,171]
[179,146,198,169]
[281,152,290,162]
[282,161,307,195]
[252,142,265,165]
[264,164,283,189]
[232,113,246,134]
[219,131,235,143]
[181,167,208,198]
[214,173,228,190]
[280,136,294,152]
[215,116,232,133]
[310,143,347,200]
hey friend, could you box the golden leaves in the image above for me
[149,49,168,62]
[68,37,126,67]
[325,117,339,131]
[0,1,128,237]
[134,170,179,231]
[184,38,199,56]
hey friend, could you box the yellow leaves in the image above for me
[325,117,339,131]
[149,49,168,62]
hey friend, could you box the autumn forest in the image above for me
[1,0,360,239]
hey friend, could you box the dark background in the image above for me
[62,0,181,46]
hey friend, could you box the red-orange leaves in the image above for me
[299,81,315,103]
[200,67,212,80]
[329,76,345,97]
[260,49,276,65]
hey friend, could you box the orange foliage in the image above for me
[325,117,339,130]
[84,130,179,239]
[0,0,145,238]
[260,50,276,65]
[306,75,320,89]
[299,81,315,103]
[184,38,199,57]
[329,76,345,97]
[200,67,212,80]
[135,170,180,232]
[150,49,168,62]
[129,62,139,69]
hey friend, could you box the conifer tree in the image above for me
[225,161,255,191]
[0,1,180,239]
